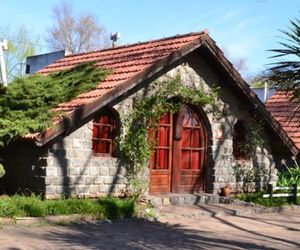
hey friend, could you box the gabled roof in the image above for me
[39,31,208,112]
[27,31,299,155]
[266,91,300,151]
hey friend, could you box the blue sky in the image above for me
[0,0,299,78]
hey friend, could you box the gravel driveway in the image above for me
[0,211,300,249]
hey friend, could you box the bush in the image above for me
[0,195,136,219]
[278,158,300,186]
[0,163,5,178]
[237,191,297,207]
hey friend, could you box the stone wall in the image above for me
[0,52,279,198]
[45,123,126,199]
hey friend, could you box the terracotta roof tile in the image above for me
[38,32,207,115]
[266,91,300,150]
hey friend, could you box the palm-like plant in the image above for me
[266,18,300,96]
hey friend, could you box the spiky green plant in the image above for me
[265,18,300,95]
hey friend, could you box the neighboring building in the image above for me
[26,50,65,75]
[0,31,296,198]
[266,91,300,156]
[251,87,276,103]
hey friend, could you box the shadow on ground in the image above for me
[40,217,298,250]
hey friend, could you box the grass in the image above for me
[0,195,135,219]
[236,192,300,207]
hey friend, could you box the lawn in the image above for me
[0,195,135,219]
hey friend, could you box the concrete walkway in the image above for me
[1,210,300,249]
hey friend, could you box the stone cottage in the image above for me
[0,31,297,198]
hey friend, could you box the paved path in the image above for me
[0,211,300,249]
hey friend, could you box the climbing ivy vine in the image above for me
[118,75,219,198]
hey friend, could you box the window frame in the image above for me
[233,120,249,160]
[92,108,119,157]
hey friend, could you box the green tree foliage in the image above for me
[0,62,109,146]
[0,25,41,81]
[265,18,300,95]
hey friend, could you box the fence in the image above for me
[263,184,300,203]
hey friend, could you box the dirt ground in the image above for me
[0,211,300,249]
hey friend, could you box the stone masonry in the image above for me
[0,52,278,198]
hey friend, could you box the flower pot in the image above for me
[222,186,232,197]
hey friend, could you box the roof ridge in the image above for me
[63,30,208,59]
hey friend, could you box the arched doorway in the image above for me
[149,105,208,193]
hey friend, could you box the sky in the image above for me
[0,0,299,78]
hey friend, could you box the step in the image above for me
[146,193,226,207]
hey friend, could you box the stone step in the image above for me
[146,193,226,207]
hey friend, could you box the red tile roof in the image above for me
[266,91,300,150]
[39,31,208,113]
[25,30,299,155]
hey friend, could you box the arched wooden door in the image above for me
[149,105,208,194]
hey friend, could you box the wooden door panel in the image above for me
[149,113,173,194]
[150,105,207,194]
[149,171,170,193]
[174,106,207,193]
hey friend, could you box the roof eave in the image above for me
[202,37,300,156]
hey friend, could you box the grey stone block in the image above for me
[78,167,89,175]
[93,176,104,184]
[57,168,68,177]
[72,139,82,149]
[99,185,109,193]
[74,177,84,184]
[63,139,73,149]
[45,186,56,194]
[56,186,64,194]
[78,185,89,194]
[100,168,108,176]
[46,167,57,177]
[53,177,65,185]
[104,176,114,184]
[68,167,80,176]
[91,159,101,168]
[44,177,53,185]
[71,159,83,168]
[109,167,118,176]
[90,167,99,175]
[89,185,99,196]
[81,140,93,149]
[85,176,93,185]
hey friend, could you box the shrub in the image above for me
[278,158,300,186]
[237,192,291,207]
[0,163,5,178]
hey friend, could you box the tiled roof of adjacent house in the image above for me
[266,91,300,150]
[39,31,208,113]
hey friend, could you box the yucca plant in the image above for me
[278,157,300,186]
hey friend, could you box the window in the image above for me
[92,108,118,157]
[233,120,247,160]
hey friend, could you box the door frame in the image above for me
[149,103,213,194]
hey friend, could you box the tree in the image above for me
[0,25,40,82]
[264,18,300,95]
[46,1,110,54]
